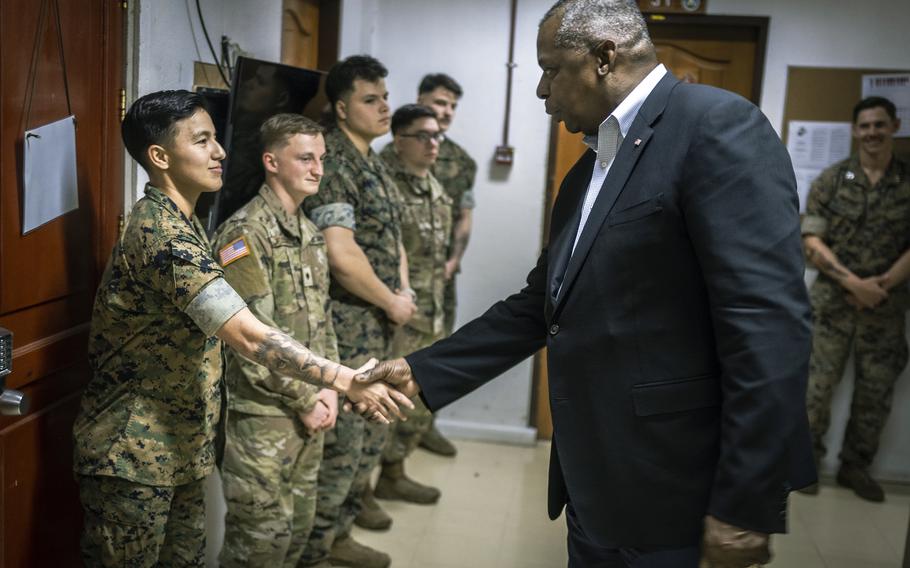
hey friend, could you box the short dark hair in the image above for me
[260,113,324,152]
[853,96,898,123]
[391,104,438,135]
[121,90,209,170]
[418,73,463,98]
[325,55,388,108]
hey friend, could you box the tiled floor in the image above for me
[352,440,910,568]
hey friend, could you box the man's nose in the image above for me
[536,77,548,100]
[213,141,226,160]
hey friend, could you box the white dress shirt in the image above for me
[570,64,668,254]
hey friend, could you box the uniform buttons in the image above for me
[549,323,560,336]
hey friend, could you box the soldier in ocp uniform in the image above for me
[375,104,452,505]
[300,56,415,568]
[213,114,338,567]
[416,73,478,457]
[801,96,910,502]
[73,90,410,568]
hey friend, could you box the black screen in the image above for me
[201,56,327,232]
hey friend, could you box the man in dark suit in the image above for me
[360,1,816,566]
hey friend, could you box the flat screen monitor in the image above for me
[201,56,327,232]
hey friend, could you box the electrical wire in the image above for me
[195,0,231,88]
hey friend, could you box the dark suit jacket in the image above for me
[406,74,816,547]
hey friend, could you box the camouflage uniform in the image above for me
[74,184,247,567]
[301,128,402,564]
[213,184,338,567]
[380,146,452,461]
[431,136,477,334]
[802,154,910,469]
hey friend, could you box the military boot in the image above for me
[374,460,441,504]
[328,535,391,568]
[419,424,457,457]
[837,464,885,502]
[354,485,392,531]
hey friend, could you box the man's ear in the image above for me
[146,144,170,171]
[262,151,278,175]
[594,39,617,77]
[335,99,348,122]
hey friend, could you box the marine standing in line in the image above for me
[415,73,477,457]
[300,56,416,568]
[213,114,340,567]
[801,95,910,502]
[374,104,452,506]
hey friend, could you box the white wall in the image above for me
[340,0,555,445]
[131,0,283,202]
[341,0,910,478]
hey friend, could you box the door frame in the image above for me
[531,14,770,439]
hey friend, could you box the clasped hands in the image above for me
[340,358,421,424]
[843,273,890,310]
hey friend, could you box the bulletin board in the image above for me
[782,66,910,159]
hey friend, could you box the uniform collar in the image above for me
[326,127,382,171]
[143,183,204,237]
[258,183,302,240]
[382,149,436,197]
[846,153,907,188]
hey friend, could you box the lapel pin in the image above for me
[634,138,642,147]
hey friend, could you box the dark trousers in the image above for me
[566,502,700,568]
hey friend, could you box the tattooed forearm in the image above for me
[817,257,850,281]
[804,239,851,282]
[253,329,342,387]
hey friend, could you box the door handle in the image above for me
[0,388,28,416]
[0,326,29,416]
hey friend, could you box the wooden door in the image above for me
[281,0,340,71]
[0,1,124,565]
[531,15,768,438]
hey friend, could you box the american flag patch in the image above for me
[219,237,250,266]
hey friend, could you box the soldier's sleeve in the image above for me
[459,151,478,210]
[216,224,319,414]
[801,169,833,238]
[305,168,358,231]
[143,233,246,337]
[323,299,341,363]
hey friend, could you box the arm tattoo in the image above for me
[817,257,850,281]
[253,329,341,387]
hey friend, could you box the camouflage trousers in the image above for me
[218,412,324,568]
[300,305,390,565]
[807,292,909,469]
[383,325,440,463]
[79,475,205,567]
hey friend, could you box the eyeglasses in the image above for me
[398,131,444,144]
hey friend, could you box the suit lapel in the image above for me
[546,150,594,314]
[553,73,678,313]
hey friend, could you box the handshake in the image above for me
[340,358,421,423]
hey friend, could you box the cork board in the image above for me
[783,66,910,160]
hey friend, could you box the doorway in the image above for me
[0,0,125,565]
[531,14,769,438]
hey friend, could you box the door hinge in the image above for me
[120,0,127,9]
[119,89,126,121]
[118,213,126,237]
